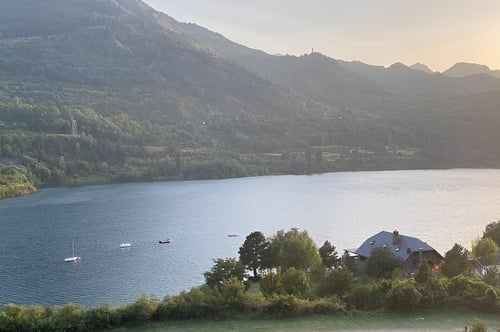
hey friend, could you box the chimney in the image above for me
[392,230,400,244]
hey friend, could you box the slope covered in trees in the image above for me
[1,0,500,197]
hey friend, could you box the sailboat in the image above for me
[64,240,81,262]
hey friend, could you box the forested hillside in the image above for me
[1,0,500,196]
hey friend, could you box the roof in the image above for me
[354,231,441,262]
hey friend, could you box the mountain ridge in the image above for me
[443,62,500,79]
[2,0,500,190]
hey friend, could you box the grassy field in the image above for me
[112,310,500,331]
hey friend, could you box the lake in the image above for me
[1,169,500,307]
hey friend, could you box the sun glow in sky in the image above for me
[144,0,500,72]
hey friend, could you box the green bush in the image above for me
[53,303,85,331]
[348,280,388,310]
[448,275,489,303]
[262,295,311,317]
[386,279,422,312]
[281,267,311,297]
[481,287,499,312]
[260,271,283,297]
[364,247,403,279]
[316,268,353,297]
[417,275,449,308]
[83,303,120,330]
[464,319,489,332]
[311,296,347,315]
[156,288,216,320]
[117,294,158,325]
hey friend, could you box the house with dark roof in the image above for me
[348,230,443,275]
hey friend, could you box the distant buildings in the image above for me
[347,230,443,275]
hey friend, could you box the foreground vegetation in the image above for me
[113,311,500,331]
[2,222,500,331]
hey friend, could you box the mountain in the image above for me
[443,62,500,79]
[2,0,500,190]
[410,63,434,74]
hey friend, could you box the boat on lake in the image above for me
[159,238,172,244]
[64,240,81,262]
[227,232,239,237]
[119,242,131,248]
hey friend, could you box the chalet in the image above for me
[348,230,443,275]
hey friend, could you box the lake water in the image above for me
[1,169,500,307]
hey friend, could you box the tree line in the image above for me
[0,89,438,199]
[2,221,500,331]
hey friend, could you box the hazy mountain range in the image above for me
[1,0,500,185]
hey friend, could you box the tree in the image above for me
[386,279,422,312]
[414,260,432,284]
[238,231,269,278]
[281,267,310,296]
[317,268,353,297]
[203,258,245,289]
[441,243,470,278]
[318,240,339,269]
[483,221,500,247]
[364,247,402,279]
[472,237,499,265]
[264,229,321,272]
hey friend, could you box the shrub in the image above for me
[365,247,402,279]
[414,261,433,284]
[84,303,120,330]
[262,295,311,317]
[464,319,489,332]
[53,303,85,331]
[311,296,347,315]
[260,271,283,297]
[281,268,311,297]
[156,288,215,320]
[448,275,489,304]
[316,268,353,297]
[481,287,499,312]
[117,294,158,324]
[348,281,387,310]
[417,275,449,308]
[386,279,422,312]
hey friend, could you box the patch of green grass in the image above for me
[112,310,500,331]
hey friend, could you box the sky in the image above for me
[144,0,500,72]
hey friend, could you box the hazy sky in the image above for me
[144,1,500,72]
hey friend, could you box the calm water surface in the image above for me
[1,169,500,307]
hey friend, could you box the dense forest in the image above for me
[1,221,500,331]
[1,0,500,198]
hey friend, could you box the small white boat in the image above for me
[291,226,300,231]
[227,232,239,237]
[64,240,81,263]
[119,242,131,248]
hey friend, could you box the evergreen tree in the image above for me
[318,240,339,269]
[238,231,269,278]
